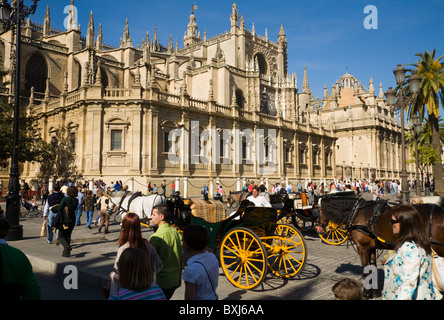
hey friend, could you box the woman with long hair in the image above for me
[111,213,163,282]
[383,205,442,300]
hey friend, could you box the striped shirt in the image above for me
[108,284,166,300]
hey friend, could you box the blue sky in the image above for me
[30,0,444,100]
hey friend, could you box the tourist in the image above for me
[53,186,78,257]
[383,205,442,300]
[372,180,380,201]
[161,181,166,196]
[108,247,166,300]
[43,185,65,244]
[182,225,219,300]
[97,190,111,234]
[0,217,41,300]
[82,190,95,229]
[112,213,163,282]
[150,204,183,299]
[41,185,49,206]
[201,183,209,200]
[75,186,84,226]
[247,186,272,207]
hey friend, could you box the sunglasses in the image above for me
[391,218,400,225]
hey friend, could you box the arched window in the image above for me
[254,53,267,76]
[25,53,48,93]
[100,67,109,88]
[235,89,244,109]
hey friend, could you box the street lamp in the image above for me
[1,0,39,241]
[411,113,422,197]
[385,65,421,204]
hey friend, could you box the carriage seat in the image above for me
[190,199,226,223]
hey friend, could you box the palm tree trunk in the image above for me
[430,115,444,195]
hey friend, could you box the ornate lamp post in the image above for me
[385,65,421,204]
[411,113,422,197]
[0,0,39,240]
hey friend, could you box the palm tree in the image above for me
[408,49,444,195]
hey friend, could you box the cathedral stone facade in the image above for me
[0,2,414,195]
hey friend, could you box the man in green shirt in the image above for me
[150,204,183,300]
[0,217,41,300]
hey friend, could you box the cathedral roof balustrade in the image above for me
[21,35,68,54]
[158,92,181,104]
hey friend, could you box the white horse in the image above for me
[107,191,167,222]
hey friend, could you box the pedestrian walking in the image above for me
[97,191,111,234]
[75,186,84,226]
[53,186,78,257]
[82,190,95,229]
[43,185,64,244]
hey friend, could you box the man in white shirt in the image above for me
[247,186,272,207]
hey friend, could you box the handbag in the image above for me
[40,220,47,237]
[432,249,444,291]
[103,271,120,299]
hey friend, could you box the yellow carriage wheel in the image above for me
[220,227,268,290]
[277,213,305,230]
[319,222,348,245]
[263,224,307,279]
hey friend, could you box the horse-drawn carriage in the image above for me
[227,190,316,230]
[106,190,308,290]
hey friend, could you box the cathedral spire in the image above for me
[43,5,51,37]
[278,25,286,46]
[121,19,133,48]
[86,11,95,49]
[230,3,239,31]
[302,65,310,94]
[183,6,201,46]
[167,34,173,54]
[67,0,78,31]
[96,23,103,51]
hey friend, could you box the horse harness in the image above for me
[111,191,143,215]
[345,198,396,249]
[347,199,444,249]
